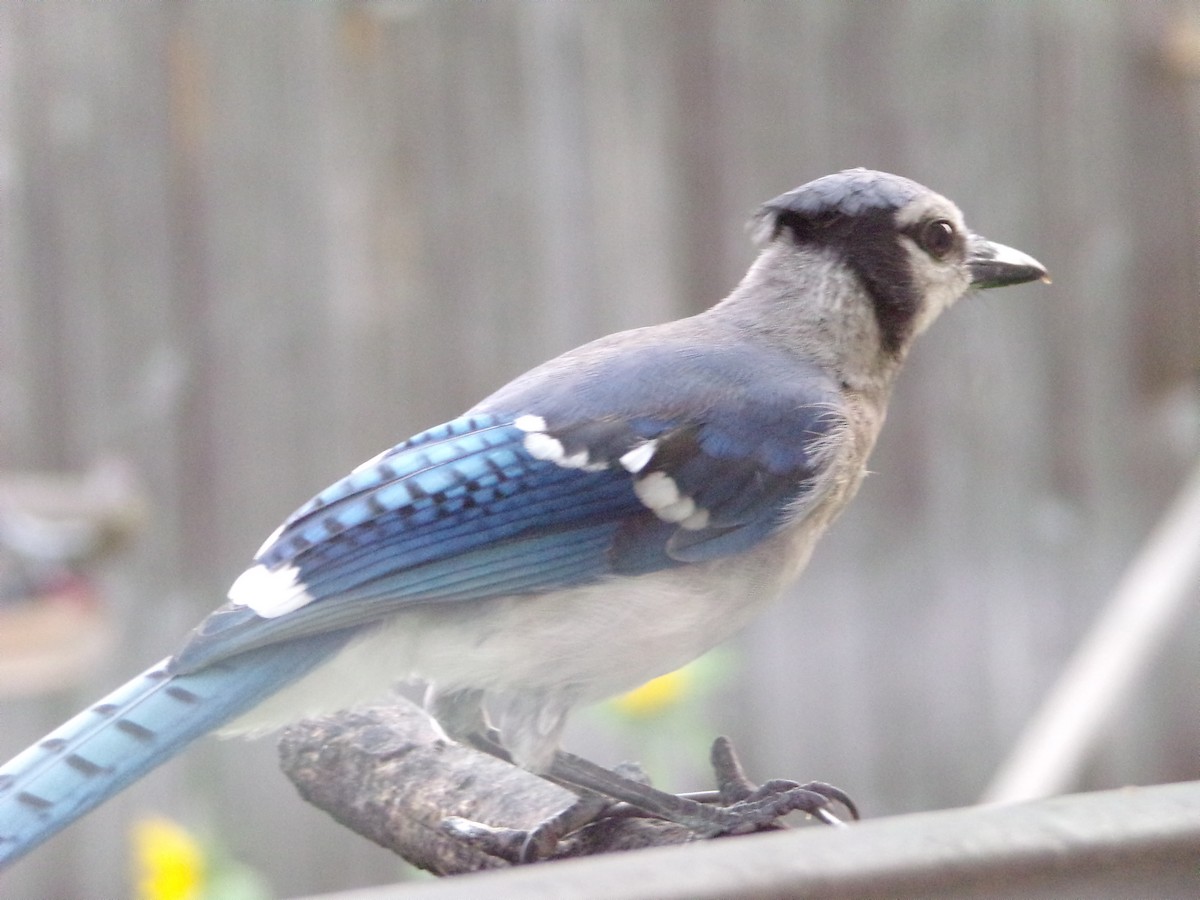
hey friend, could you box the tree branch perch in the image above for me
[277,700,693,875]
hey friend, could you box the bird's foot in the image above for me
[588,736,856,838]
[699,734,858,830]
[442,763,643,865]
[446,739,856,864]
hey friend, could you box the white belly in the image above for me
[225,523,820,739]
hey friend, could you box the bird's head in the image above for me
[737,168,1047,383]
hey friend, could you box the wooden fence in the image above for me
[1,2,1198,896]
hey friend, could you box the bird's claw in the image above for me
[441,816,530,865]
[706,736,858,830]
[706,778,857,835]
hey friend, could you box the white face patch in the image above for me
[893,192,964,231]
[898,234,971,337]
[227,563,313,618]
[892,194,974,339]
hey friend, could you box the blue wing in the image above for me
[175,331,846,672]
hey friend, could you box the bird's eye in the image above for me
[919,219,957,259]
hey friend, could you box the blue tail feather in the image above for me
[0,628,357,869]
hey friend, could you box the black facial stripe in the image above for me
[774,209,919,355]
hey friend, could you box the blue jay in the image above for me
[0,169,1046,868]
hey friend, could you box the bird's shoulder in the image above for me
[471,320,850,566]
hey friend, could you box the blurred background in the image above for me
[2,2,1199,897]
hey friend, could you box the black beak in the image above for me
[968,235,1049,289]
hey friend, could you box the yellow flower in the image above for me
[611,667,691,718]
[132,816,205,900]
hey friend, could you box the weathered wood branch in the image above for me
[277,700,693,875]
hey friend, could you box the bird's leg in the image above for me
[426,687,514,762]
[433,694,857,862]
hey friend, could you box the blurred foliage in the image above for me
[589,647,739,792]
